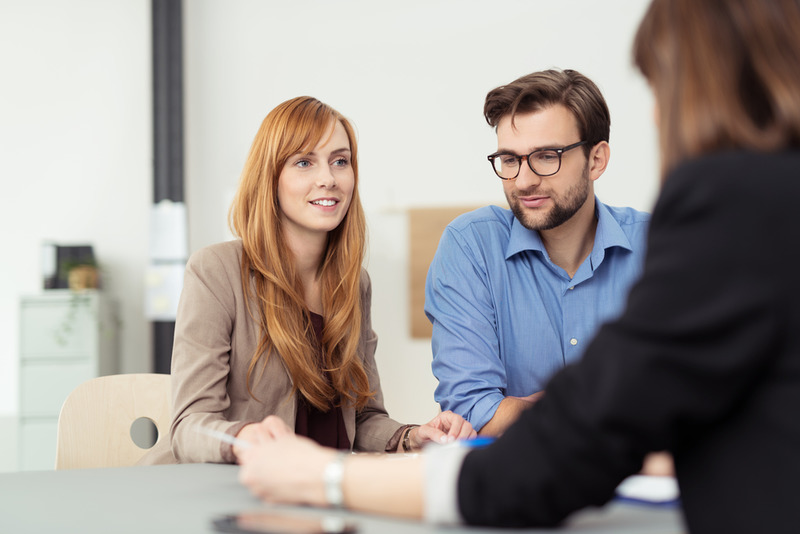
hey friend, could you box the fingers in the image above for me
[237,436,333,506]
[242,416,293,445]
[259,415,294,439]
[246,424,275,446]
[233,417,294,460]
[411,424,448,448]
[411,412,477,448]
[238,441,294,501]
[238,445,269,498]
[233,424,261,458]
[433,411,477,440]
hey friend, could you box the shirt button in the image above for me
[568,286,575,290]
[570,338,578,346]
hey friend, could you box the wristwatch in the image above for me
[402,425,416,453]
[323,451,348,508]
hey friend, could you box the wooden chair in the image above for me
[55,373,172,469]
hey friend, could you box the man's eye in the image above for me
[500,155,518,165]
[534,151,559,163]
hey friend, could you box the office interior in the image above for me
[0,0,658,472]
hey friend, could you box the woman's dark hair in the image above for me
[634,0,800,176]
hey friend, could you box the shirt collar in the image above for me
[505,197,634,262]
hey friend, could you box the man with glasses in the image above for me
[426,69,650,436]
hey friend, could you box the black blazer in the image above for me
[457,150,800,534]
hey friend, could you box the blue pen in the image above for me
[462,436,495,448]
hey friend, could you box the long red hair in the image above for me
[229,96,373,411]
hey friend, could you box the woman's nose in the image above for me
[316,167,337,188]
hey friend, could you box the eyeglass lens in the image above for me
[491,150,562,179]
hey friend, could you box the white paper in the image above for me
[615,475,680,504]
[150,200,188,261]
[144,263,184,320]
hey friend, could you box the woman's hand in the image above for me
[238,434,335,507]
[239,438,427,518]
[234,415,294,459]
[408,410,477,450]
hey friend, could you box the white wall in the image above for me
[0,0,658,468]
[0,0,152,467]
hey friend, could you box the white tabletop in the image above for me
[0,463,684,533]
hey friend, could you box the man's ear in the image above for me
[588,141,610,182]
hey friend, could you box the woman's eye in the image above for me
[332,157,349,167]
[294,159,311,168]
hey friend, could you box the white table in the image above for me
[0,464,684,533]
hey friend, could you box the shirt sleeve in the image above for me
[456,155,788,527]
[423,443,471,524]
[425,226,506,431]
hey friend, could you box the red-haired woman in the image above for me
[140,96,474,466]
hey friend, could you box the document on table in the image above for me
[615,475,680,506]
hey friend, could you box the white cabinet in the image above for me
[18,290,118,470]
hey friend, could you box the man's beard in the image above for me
[507,165,591,232]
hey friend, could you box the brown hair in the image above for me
[228,96,373,411]
[483,69,610,156]
[634,0,800,176]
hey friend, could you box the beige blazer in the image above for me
[139,240,404,465]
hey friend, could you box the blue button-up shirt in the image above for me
[426,199,650,431]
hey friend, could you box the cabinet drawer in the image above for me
[19,417,58,471]
[20,297,98,358]
[20,362,96,417]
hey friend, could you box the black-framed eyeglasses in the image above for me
[487,141,587,180]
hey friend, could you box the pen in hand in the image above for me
[195,426,254,450]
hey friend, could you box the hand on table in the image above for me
[407,410,477,450]
[238,433,334,507]
[234,415,294,459]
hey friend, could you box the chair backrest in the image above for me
[55,373,172,469]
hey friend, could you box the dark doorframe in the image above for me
[151,0,184,374]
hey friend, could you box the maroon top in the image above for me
[294,312,351,450]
